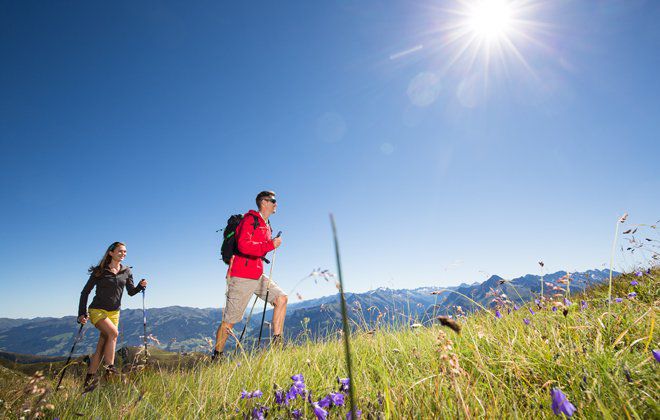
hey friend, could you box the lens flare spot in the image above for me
[316,112,346,143]
[407,72,442,107]
[380,142,394,155]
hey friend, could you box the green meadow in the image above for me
[1,268,657,419]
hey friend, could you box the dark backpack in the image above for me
[220,213,261,265]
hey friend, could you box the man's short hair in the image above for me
[256,190,276,209]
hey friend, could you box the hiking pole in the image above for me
[258,231,281,346]
[55,322,85,392]
[234,295,259,354]
[142,289,148,364]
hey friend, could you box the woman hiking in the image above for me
[77,241,148,390]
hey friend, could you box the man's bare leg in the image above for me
[271,295,288,336]
[214,321,234,355]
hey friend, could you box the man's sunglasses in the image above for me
[263,198,277,204]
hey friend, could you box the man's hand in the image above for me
[77,315,88,325]
[272,237,282,249]
[139,279,148,288]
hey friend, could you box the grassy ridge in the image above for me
[2,269,658,419]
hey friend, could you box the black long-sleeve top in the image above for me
[78,265,144,317]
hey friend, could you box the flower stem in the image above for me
[434,289,490,312]
[608,220,621,326]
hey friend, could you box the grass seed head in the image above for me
[436,316,462,334]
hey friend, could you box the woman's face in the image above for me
[109,245,127,262]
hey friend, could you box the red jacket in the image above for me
[229,210,275,279]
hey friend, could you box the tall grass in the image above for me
[608,213,627,322]
[330,213,357,418]
[3,268,657,419]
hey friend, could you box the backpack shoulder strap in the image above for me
[236,213,260,239]
[241,213,272,264]
[248,213,260,230]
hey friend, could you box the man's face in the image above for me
[262,196,277,213]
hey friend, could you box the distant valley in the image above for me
[0,269,614,357]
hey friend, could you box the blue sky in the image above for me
[1,1,658,318]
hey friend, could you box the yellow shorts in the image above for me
[89,308,120,327]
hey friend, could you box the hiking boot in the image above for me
[270,335,284,348]
[82,373,99,393]
[211,350,224,362]
[83,373,94,387]
[104,364,119,378]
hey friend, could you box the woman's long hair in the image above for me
[88,242,125,278]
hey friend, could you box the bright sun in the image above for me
[466,0,513,40]
[436,0,545,77]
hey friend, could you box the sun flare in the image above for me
[466,0,513,40]
[435,0,547,81]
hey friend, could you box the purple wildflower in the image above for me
[286,374,306,401]
[551,388,576,417]
[580,300,587,310]
[317,395,332,408]
[251,406,267,420]
[635,271,643,277]
[292,409,302,419]
[312,403,328,420]
[346,410,363,419]
[552,306,558,312]
[287,385,304,401]
[330,392,345,406]
[615,298,623,303]
[628,292,637,299]
[653,350,660,363]
[563,298,572,306]
[275,389,288,406]
[495,309,502,319]
[523,318,530,325]
[513,304,519,311]
[529,308,536,315]
[630,280,639,286]
[241,389,263,399]
[534,299,540,306]
[338,377,350,393]
[291,374,304,382]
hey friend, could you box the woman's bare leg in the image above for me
[88,332,107,374]
[95,318,119,366]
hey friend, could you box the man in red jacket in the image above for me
[212,191,287,360]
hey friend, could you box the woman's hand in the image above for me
[77,315,88,325]
[139,279,148,288]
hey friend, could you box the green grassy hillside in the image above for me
[1,269,657,419]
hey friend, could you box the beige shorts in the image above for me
[222,275,287,324]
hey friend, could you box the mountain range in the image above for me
[0,269,615,357]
